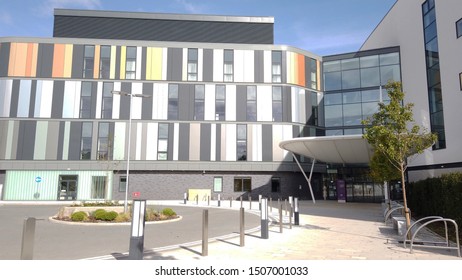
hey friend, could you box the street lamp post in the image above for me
[112,90,150,213]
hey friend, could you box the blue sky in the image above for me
[0,0,396,55]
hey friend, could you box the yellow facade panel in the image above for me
[110,46,116,79]
[63,44,73,78]
[120,46,126,79]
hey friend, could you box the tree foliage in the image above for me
[362,81,437,228]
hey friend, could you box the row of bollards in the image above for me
[20,196,300,260]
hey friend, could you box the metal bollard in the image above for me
[261,198,268,239]
[196,194,199,205]
[184,192,187,204]
[279,202,283,233]
[218,194,221,207]
[289,204,293,229]
[240,196,243,208]
[240,207,245,247]
[21,217,36,260]
[270,197,273,213]
[248,195,252,210]
[208,195,210,206]
[294,197,300,226]
[202,209,208,256]
[284,199,288,216]
[230,197,233,207]
[259,194,262,211]
[129,200,147,260]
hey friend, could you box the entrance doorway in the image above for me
[58,175,78,200]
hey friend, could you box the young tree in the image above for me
[362,81,437,229]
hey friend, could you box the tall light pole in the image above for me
[112,90,150,213]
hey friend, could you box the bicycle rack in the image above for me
[406,217,460,257]
[403,216,443,248]
[384,206,410,223]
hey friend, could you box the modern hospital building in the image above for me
[0,0,461,203]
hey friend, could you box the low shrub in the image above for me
[145,208,160,221]
[115,212,131,222]
[71,211,88,222]
[162,208,176,217]
[92,209,118,221]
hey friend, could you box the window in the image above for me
[272,86,282,122]
[157,123,169,160]
[457,19,462,38]
[213,177,223,193]
[80,82,92,118]
[125,47,136,79]
[194,85,205,120]
[237,124,247,161]
[91,176,107,199]
[215,85,226,120]
[101,82,113,119]
[459,73,462,90]
[99,46,111,79]
[97,122,110,160]
[310,91,319,126]
[83,45,95,78]
[272,51,282,83]
[310,59,318,89]
[168,84,179,120]
[246,86,257,121]
[271,177,281,193]
[187,48,198,81]
[224,49,234,82]
[119,176,126,192]
[234,177,251,192]
[81,122,92,160]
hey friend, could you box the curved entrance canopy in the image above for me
[279,135,374,164]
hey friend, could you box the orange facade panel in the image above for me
[8,42,38,77]
[93,45,100,79]
[52,44,66,78]
[297,54,306,87]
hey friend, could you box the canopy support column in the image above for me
[292,153,316,204]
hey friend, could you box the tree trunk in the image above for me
[400,164,411,231]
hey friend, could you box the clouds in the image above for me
[173,0,206,14]
[38,0,102,16]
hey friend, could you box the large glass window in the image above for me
[213,177,223,193]
[81,122,92,160]
[272,86,282,122]
[237,124,247,161]
[157,123,169,160]
[342,69,360,89]
[215,85,226,120]
[246,86,257,121]
[325,105,343,127]
[91,176,107,199]
[360,67,380,87]
[234,177,251,192]
[125,47,136,79]
[194,85,205,120]
[343,103,362,126]
[168,84,179,120]
[99,46,111,79]
[457,19,462,38]
[83,45,95,78]
[310,59,317,89]
[272,51,282,83]
[97,122,110,160]
[80,82,92,119]
[188,48,198,81]
[224,50,234,82]
[324,93,342,105]
[119,176,126,192]
[101,82,113,119]
[324,71,341,91]
[380,65,401,86]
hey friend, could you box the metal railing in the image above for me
[403,217,460,257]
[384,205,410,223]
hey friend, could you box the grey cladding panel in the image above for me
[168,48,183,81]
[17,121,36,160]
[200,123,211,161]
[71,45,84,79]
[254,50,264,83]
[68,122,82,160]
[178,84,193,121]
[203,49,213,82]
[178,123,190,161]
[57,121,65,160]
[236,85,247,122]
[283,86,291,122]
[9,80,20,118]
[54,16,274,44]
[119,83,131,120]
[0,43,10,77]
[37,44,54,78]
[141,83,153,120]
[51,81,65,118]
[262,124,272,162]
[29,80,37,118]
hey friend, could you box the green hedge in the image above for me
[408,172,462,227]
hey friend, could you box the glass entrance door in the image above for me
[58,175,78,200]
